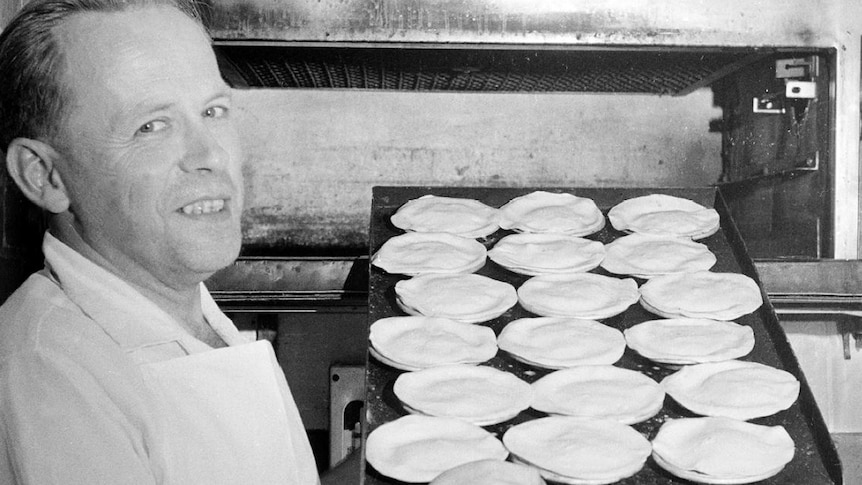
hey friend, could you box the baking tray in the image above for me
[363,186,842,485]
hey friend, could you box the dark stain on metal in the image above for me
[242,209,369,255]
[793,27,817,45]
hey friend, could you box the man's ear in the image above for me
[5,137,70,214]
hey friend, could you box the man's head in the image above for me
[0,0,244,291]
[0,0,202,151]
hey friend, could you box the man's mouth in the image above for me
[180,199,226,215]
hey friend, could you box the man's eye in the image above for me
[138,120,167,134]
[204,106,228,118]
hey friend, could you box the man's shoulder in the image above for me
[0,271,148,403]
[0,271,109,360]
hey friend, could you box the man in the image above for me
[0,1,352,483]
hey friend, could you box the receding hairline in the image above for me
[51,2,211,51]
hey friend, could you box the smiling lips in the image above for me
[180,198,226,215]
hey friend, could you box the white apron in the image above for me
[140,340,320,485]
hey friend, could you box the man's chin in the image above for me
[183,239,242,279]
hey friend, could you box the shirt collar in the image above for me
[42,232,245,355]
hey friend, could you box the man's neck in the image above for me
[50,217,225,347]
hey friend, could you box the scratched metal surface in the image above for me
[363,186,841,485]
[205,0,834,48]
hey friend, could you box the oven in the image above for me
[1,0,861,483]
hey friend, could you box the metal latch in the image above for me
[775,57,819,79]
[752,95,785,114]
[786,80,817,99]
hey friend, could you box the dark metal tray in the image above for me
[363,186,842,485]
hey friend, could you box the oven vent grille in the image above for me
[215,46,756,94]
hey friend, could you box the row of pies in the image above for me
[370,315,756,370]
[392,271,763,323]
[367,414,795,485]
[372,230,718,278]
[389,191,720,239]
[370,318,798,423]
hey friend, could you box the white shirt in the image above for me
[0,233,320,484]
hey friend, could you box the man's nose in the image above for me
[179,122,230,172]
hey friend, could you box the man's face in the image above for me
[53,6,243,290]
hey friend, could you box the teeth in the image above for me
[181,199,225,215]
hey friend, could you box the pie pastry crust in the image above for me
[498,191,605,236]
[503,416,651,484]
[430,459,546,485]
[372,232,488,275]
[394,364,533,425]
[601,233,716,278]
[390,195,501,238]
[518,273,639,320]
[651,417,794,484]
[639,271,763,321]
[396,273,518,323]
[624,318,755,365]
[488,233,606,275]
[530,365,664,424]
[661,360,800,420]
[366,415,508,483]
[497,317,626,369]
[608,194,720,239]
[369,316,498,370]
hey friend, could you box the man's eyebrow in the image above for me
[106,100,170,130]
[138,102,174,114]
[120,88,232,123]
[206,86,233,103]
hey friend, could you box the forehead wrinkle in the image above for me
[57,8,217,89]
[55,8,225,134]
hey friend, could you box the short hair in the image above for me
[0,0,204,151]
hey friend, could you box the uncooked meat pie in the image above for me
[371,232,487,275]
[608,193,720,239]
[624,318,755,365]
[497,317,626,369]
[488,233,605,275]
[395,273,517,324]
[498,191,605,236]
[530,365,665,424]
[600,233,716,278]
[390,195,500,238]
[393,364,532,425]
[661,360,800,420]
[639,271,763,321]
[430,459,546,485]
[369,316,497,370]
[365,415,508,483]
[503,416,651,485]
[652,417,794,484]
[518,273,639,320]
